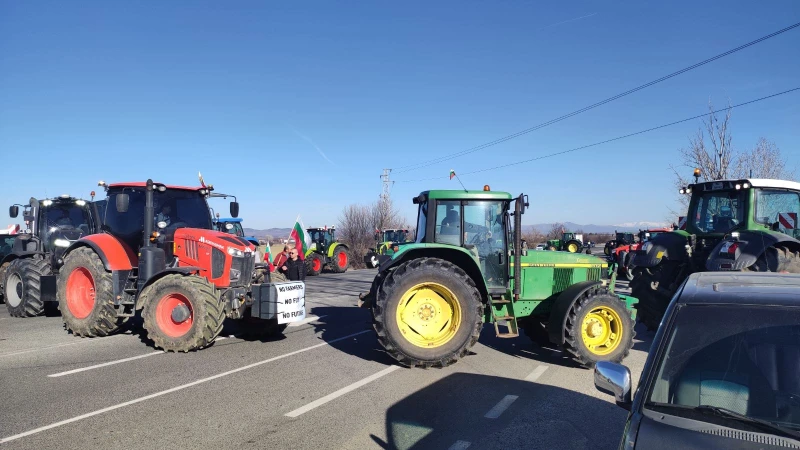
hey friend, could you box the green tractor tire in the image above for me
[329,245,349,273]
[372,257,483,368]
[306,253,323,276]
[562,287,635,368]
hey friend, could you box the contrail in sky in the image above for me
[538,12,598,31]
[289,125,335,165]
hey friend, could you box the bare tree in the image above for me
[672,100,796,207]
[547,222,565,240]
[371,197,402,232]
[338,204,374,269]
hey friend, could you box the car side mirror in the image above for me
[9,205,18,218]
[115,194,129,213]
[594,361,632,410]
[230,201,239,218]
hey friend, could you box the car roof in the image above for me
[679,272,800,307]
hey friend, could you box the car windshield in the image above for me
[690,189,745,233]
[646,304,800,433]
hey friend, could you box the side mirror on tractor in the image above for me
[9,205,19,218]
[230,201,239,218]
[116,193,130,213]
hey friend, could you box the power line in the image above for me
[394,87,800,183]
[391,21,800,174]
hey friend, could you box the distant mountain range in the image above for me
[243,221,669,239]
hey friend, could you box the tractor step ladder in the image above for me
[490,297,519,338]
[116,269,138,317]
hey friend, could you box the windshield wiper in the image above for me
[694,405,800,441]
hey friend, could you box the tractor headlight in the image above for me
[75,200,86,206]
[42,200,53,206]
[227,246,244,257]
[54,239,71,248]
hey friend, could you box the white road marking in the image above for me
[484,395,519,419]
[284,365,400,418]
[448,440,471,450]
[48,351,164,377]
[524,365,548,382]
[288,315,327,327]
[0,336,123,359]
[0,329,372,444]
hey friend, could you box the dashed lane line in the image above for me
[284,365,400,418]
[0,329,371,444]
[448,440,471,449]
[48,351,165,377]
[484,395,519,419]
[524,365,549,382]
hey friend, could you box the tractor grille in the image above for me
[552,268,574,294]
[230,254,255,287]
[587,268,602,281]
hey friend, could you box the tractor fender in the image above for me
[135,266,202,310]
[64,234,137,271]
[631,230,690,268]
[372,246,489,300]
[547,280,603,345]
[705,230,800,271]
[327,242,348,258]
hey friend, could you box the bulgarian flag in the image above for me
[449,169,456,180]
[265,241,273,263]
[290,215,311,261]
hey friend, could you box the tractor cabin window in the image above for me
[754,189,800,238]
[415,201,427,243]
[692,190,745,233]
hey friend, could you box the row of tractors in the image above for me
[0,178,307,353]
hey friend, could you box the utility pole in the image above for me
[380,168,393,202]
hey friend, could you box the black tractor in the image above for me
[1,195,100,317]
[603,231,635,256]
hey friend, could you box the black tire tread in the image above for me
[141,274,225,352]
[329,246,349,273]
[372,257,483,369]
[57,247,123,337]
[4,257,50,317]
[562,287,635,368]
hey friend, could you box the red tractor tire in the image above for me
[141,274,224,352]
[57,247,125,337]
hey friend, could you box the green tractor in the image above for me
[631,175,800,330]
[304,226,350,276]
[546,232,590,254]
[359,187,637,369]
[364,228,412,268]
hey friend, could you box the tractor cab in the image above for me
[213,217,260,247]
[380,229,410,245]
[615,232,635,245]
[7,195,99,266]
[307,227,336,252]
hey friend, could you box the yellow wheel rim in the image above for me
[581,306,623,356]
[567,243,578,252]
[395,282,461,348]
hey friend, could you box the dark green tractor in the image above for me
[631,176,800,330]
[359,187,638,369]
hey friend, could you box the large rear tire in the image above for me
[372,257,483,368]
[0,261,10,304]
[562,287,634,368]
[58,247,124,336]
[330,245,349,273]
[305,253,323,276]
[141,274,225,352]
[629,261,682,331]
[744,245,800,273]
[4,258,50,317]
[566,241,580,253]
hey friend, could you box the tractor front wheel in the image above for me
[141,274,225,352]
[562,287,634,368]
[372,257,483,368]
[629,261,682,331]
[566,242,580,253]
[58,247,124,336]
[4,258,50,317]
[306,253,323,276]
[330,246,349,273]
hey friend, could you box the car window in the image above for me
[646,304,800,431]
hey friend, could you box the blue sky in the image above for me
[1,1,798,230]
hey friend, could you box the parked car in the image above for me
[594,271,800,449]
[535,243,546,251]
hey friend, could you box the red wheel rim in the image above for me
[155,293,193,338]
[337,251,347,268]
[66,267,95,319]
[313,258,321,272]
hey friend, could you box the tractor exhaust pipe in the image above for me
[143,179,155,249]
[513,194,525,300]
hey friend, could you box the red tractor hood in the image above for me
[175,229,256,252]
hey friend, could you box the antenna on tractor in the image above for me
[449,169,468,192]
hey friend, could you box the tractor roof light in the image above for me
[75,200,86,206]
[156,185,167,192]
[98,180,106,187]
[735,183,741,190]
[679,188,686,194]
[731,231,740,240]
[742,182,750,188]
[42,199,53,206]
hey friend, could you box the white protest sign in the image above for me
[274,281,306,324]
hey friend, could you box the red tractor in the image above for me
[603,231,635,256]
[55,178,302,352]
[614,227,673,281]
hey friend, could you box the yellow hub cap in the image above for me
[395,282,461,348]
[568,243,578,252]
[581,306,623,356]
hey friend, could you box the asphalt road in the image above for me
[0,266,649,450]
